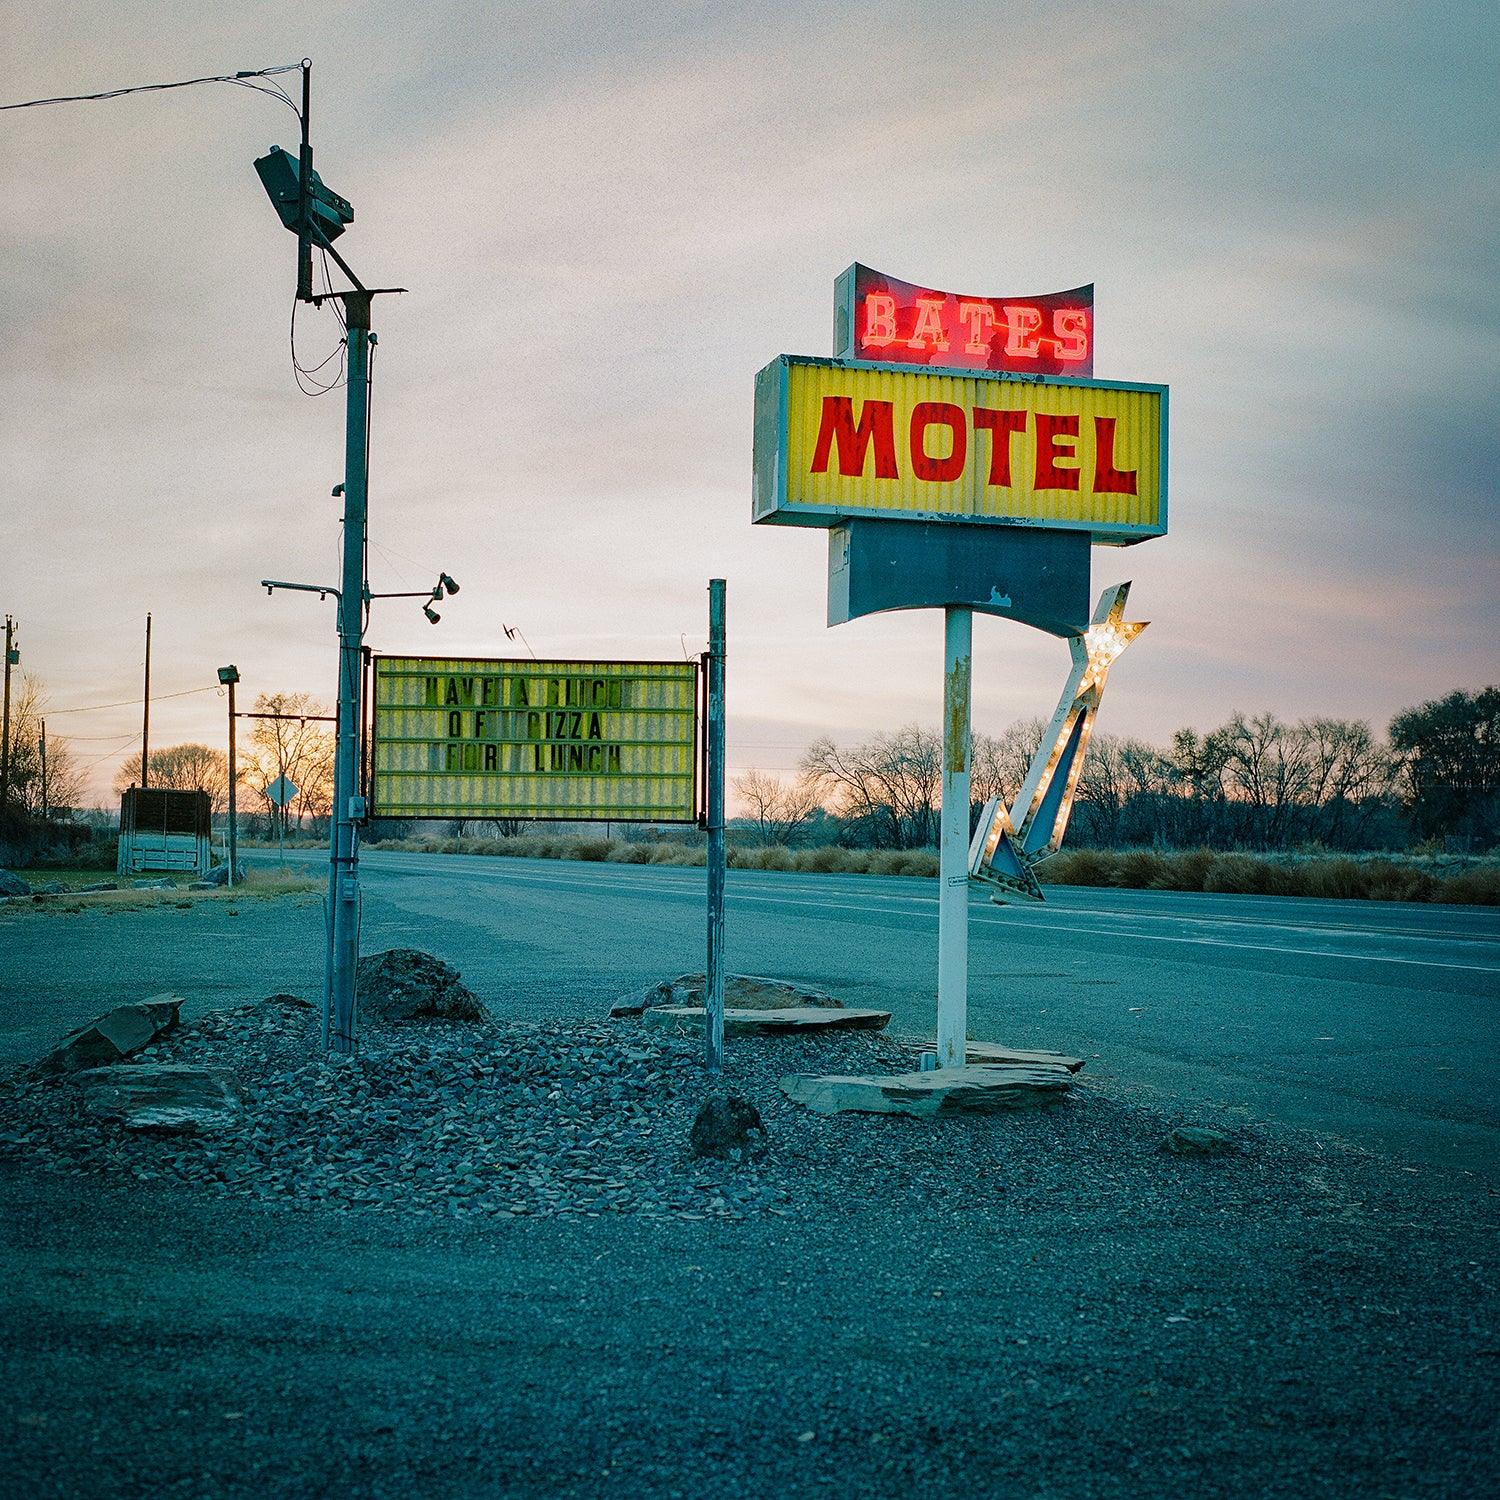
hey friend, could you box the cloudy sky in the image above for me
[3,0,1496,804]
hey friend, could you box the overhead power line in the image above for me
[45,685,218,717]
[1,65,304,116]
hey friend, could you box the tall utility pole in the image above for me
[326,291,372,1055]
[0,615,15,815]
[253,61,407,1056]
[38,719,48,821]
[218,665,240,886]
[704,579,727,1074]
[140,612,152,789]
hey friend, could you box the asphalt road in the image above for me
[3,851,1496,1498]
[249,847,1500,1182]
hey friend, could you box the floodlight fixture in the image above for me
[423,603,441,625]
[217,665,240,686]
[254,144,353,244]
[439,572,460,597]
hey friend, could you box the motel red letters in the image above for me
[809,396,898,479]
[809,397,1136,495]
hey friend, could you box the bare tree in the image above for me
[240,692,335,835]
[2,675,85,816]
[801,725,942,848]
[114,743,230,815]
[971,718,1045,812]
[733,769,818,846]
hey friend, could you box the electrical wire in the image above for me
[75,733,147,767]
[0,63,345,404]
[1,65,304,115]
[290,246,352,395]
[45,685,218,716]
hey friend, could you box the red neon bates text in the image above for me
[844,266,1094,378]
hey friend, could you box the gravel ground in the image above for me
[2,996,1500,1500]
[2,1001,1497,1498]
[1,1000,1345,1228]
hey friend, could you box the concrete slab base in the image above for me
[781,1062,1074,1117]
[642,1005,891,1037]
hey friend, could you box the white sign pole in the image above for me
[936,606,973,1069]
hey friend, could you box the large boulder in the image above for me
[78,1064,240,1134]
[612,973,844,1019]
[33,996,184,1075]
[690,1092,766,1158]
[0,868,32,897]
[356,949,486,1023]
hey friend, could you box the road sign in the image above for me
[834,264,1094,376]
[370,656,701,822]
[753,355,1166,543]
[264,775,299,808]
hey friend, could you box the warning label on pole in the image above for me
[370,656,700,822]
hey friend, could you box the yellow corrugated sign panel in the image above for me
[372,657,699,822]
[753,355,1167,543]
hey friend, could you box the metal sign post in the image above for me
[264,774,298,868]
[705,579,727,1074]
[936,607,972,1069]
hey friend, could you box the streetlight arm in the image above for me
[262,579,341,600]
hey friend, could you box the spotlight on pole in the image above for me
[423,603,441,625]
[438,572,460,597]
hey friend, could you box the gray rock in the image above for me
[132,879,174,891]
[915,1040,1086,1073]
[31,881,67,895]
[207,864,237,886]
[781,1062,1074,1118]
[260,993,315,1010]
[33,996,185,1075]
[690,1092,765,1158]
[613,973,845,1019]
[78,881,118,892]
[188,881,216,891]
[78,1064,240,1134]
[1165,1126,1234,1156]
[0,868,32,897]
[644,1005,891,1037]
[356,949,487,1023]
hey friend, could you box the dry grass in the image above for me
[1039,848,1499,905]
[367,834,942,878]
[239,866,321,899]
[1,862,319,915]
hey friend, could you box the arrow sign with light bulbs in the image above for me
[968,581,1148,901]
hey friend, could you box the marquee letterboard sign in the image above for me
[370,656,700,822]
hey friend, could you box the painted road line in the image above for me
[356,855,1500,950]
[355,854,1497,942]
